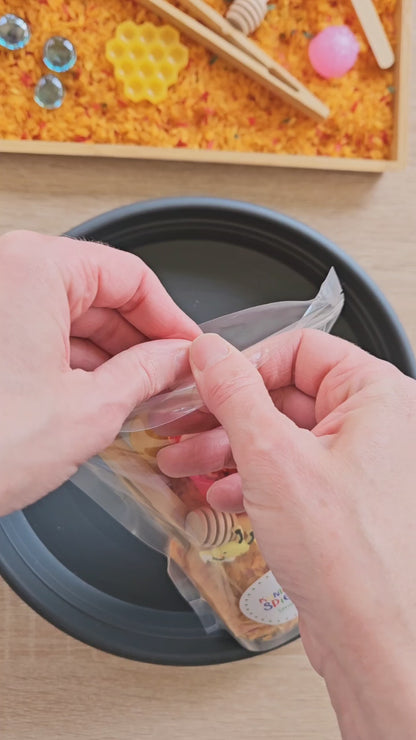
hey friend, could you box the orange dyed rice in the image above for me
[0,0,397,158]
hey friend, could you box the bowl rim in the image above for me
[1,196,414,667]
[66,196,416,377]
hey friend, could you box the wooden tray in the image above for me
[0,0,410,172]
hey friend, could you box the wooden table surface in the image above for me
[1,30,415,740]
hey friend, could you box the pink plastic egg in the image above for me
[308,25,360,79]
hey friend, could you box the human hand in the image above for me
[158,330,416,739]
[0,230,199,515]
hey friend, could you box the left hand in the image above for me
[0,230,199,515]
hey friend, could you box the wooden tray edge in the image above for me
[0,0,408,174]
[0,138,398,172]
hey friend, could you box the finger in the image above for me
[207,473,244,513]
[71,307,146,355]
[64,339,192,460]
[149,408,218,438]
[157,386,316,438]
[158,386,316,478]
[158,427,234,477]
[158,387,315,478]
[270,387,316,429]
[189,333,316,474]
[57,236,200,339]
[12,232,200,340]
[70,338,110,370]
[244,328,385,421]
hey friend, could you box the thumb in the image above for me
[189,334,302,472]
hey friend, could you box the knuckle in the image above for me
[0,232,58,280]
[205,428,235,468]
[207,374,259,411]
[243,437,277,469]
[94,310,121,345]
[1,229,36,242]
[122,266,151,314]
[135,350,159,399]
[322,356,398,409]
[0,230,35,258]
[224,446,236,468]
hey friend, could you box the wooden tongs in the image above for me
[140,0,330,120]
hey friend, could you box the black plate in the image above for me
[1,198,415,665]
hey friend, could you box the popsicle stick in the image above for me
[351,0,395,69]
[140,0,329,120]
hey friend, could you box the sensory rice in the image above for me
[0,0,397,159]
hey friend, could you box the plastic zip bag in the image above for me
[73,441,301,650]
[122,267,343,433]
[71,268,344,652]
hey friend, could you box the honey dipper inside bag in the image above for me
[71,269,344,652]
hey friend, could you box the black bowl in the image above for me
[1,198,415,665]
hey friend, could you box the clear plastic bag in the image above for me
[71,269,344,652]
[122,267,343,433]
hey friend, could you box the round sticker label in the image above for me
[239,570,298,626]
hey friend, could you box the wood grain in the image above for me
[0,12,415,740]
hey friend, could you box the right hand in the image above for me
[158,329,416,740]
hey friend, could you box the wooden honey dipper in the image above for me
[185,507,237,548]
[226,0,268,36]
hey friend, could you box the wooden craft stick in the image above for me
[350,0,395,69]
[140,0,329,120]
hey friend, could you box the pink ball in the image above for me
[308,25,360,79]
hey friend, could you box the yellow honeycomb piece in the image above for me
[106,21,189,105]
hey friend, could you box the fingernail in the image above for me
[190,334,230,372]
[205,487,216,508]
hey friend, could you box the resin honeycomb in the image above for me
[106,21,188,104]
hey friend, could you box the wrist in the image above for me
[322,625,416,740]
[0,392,67,515]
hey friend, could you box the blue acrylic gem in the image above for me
[34,75,65,110]
[0,14,31,50]
[43,36,76,73]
